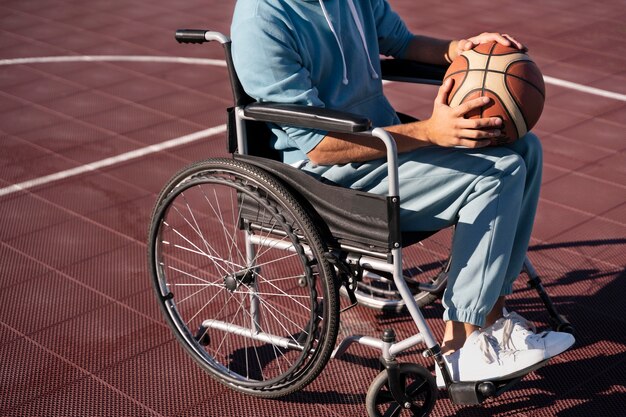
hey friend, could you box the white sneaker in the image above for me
[484,311,575,360]
[435,330,546,388]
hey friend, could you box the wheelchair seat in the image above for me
[234,138,438,257]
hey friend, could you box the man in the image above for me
[231,0,574,385]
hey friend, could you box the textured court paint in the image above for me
[0,125,227,197]
[0,55,624,197]
[0,55,624,101]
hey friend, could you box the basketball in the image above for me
[443,41,545,145]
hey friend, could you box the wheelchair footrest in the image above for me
[448,381,495,405]
[447,359,549,405]
[448,378,515,404]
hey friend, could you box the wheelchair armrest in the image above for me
[380,59,447,86]
[242,102,371,133]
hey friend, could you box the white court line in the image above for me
[543,75,626,102]
[0,125,226,197]
[1,55,624,101]
[0,55,226,67]
[0,54,624,197]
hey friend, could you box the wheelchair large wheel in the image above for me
[148,158,339,398]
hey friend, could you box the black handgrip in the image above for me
[175,29,208,44]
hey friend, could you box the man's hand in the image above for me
[448,32,526,62]
[424,78,502,148]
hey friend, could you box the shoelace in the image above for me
[476,332,501,364]
[500,312,538,349]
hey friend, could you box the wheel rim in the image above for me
[151,167,333,392]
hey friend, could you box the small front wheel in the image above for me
[366,363,437,417]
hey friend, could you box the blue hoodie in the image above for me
[231,0,414,165]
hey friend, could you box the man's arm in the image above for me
[307,76,502,165]
[307,32,526,166]
[402,33,526,65]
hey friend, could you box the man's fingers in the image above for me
[453,96,491,117]
[435,78,453,105]
[457,116,502,130]
[456,138,491,148]
[502,34,527,51]
[459,128,501,140]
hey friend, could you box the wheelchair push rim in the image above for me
[148,158,339,397]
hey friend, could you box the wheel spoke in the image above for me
[150,162,338,396]
[375,389,395,405]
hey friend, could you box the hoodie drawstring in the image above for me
[318,0,379,85]
[318,0,349,85]
[346,0,379,80]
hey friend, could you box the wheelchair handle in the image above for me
[175,29,248,106]
[175,29,230,45]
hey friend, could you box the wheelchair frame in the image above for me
[148,29,574,416]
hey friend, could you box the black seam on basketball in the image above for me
[445,68,545,100]
[500,80,532,133]
[459,88,486,110]
[467,49,526,57]
[480,44,497,118]
[482,88,520,139]
[444,56,469,104]
[504,61,546,99]
[506,74,545,99]
[508,90,530,135]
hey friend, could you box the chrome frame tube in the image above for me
[201,319,304,351]
[204,31,231,44]
[246,234,261,333]
[235,104,441,355]
[370,127,399,196]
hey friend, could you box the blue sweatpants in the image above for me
[302,133,542,327]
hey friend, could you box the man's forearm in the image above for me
[307,121,433,165]
[403,35,457,65]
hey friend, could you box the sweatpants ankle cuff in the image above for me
[444,309,486,328]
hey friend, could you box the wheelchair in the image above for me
[147,29,574,416]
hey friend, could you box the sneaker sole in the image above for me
[545,336,575,359]
[435,359,549,389]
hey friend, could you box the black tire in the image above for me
[366,363,437,417]
[148,158,339,398]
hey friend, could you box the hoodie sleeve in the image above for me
[231,14,328,156]
[371,0,414,58]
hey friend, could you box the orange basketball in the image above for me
[444,41,545,145]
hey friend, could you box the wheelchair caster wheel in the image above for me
[366,363,437,417]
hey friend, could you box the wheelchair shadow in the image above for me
[441,261,626,416]
[284,239,626,414]
[440,350,626,417]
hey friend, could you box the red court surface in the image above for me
[1,0,625,416]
